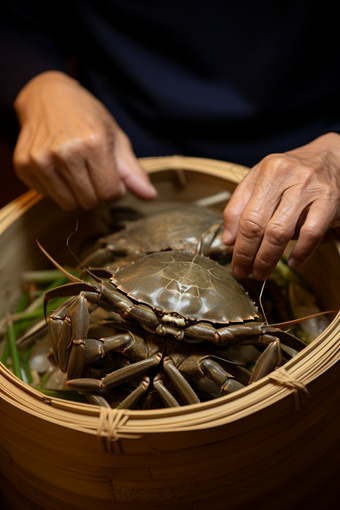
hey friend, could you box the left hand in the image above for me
[222,132,340,280]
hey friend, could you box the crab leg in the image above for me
[153,373,180,407]
[67,353,162,392]
[163,357,200,405]
[64,295,90,379]
[117,377,150,409]
[48,297,77,364]
[248,338,282,384]
[199,359,245,394]
[86,393,111,408]
[102,353,162,389]
[184,322,306,352]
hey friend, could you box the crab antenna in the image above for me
[36,239,83,284]
[259,280,268,325]
[65,220,102,284]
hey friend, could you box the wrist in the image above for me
[312,132,340,171]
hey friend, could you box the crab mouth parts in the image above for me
[161,313,188,327]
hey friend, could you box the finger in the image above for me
[14,133,80,210]
[24,174,49,198]
[56,153,100,210]
[223,166,259,245]
[82,131,126,202]
[114,131,157,199]
[287,200,337,269]
[250,195,304,280]
[13,151,49,197]
[230,185,284,278]
[31,161,79,210]
[53,131,124,206]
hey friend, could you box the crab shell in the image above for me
[100,206,230,256]
[111,251,258,326]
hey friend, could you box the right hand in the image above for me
[13,71,157,210]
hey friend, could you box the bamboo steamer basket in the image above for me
[1,155,340,510]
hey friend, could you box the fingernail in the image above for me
[135,175,158,198]
[287,257,297,268]
[222,229,232,245]
[125,174,158,199]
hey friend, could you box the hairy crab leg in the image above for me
[248,338,282,384]
[153,373,181,407]
[199,359,245,394]
[163,357,200,405]
[102,353,162,389]
[67,353,162,392]
[116,376,150,409]
[183,322,306,352]
[85,393,111,408]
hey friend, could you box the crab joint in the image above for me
[163,357,200,405]
[200,358,244,394]
[101,353,163,390]
[156,323,185,340]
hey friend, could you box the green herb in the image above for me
[34,386,88,403]
[6,312,22,380]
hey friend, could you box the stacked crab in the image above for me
[42,206,306,409]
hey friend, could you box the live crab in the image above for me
[40,240,306,408]
[80,205,233,271]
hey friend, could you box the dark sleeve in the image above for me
[0,1,71,109]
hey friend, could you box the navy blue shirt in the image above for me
[1,1,340,166]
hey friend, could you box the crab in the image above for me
[62,325,253,408]
[40,244,306,408]
[80,205,233,271]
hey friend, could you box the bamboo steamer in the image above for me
[1,156,340,510]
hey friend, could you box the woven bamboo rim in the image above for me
[1,155,339,441]
[2,157,340,510]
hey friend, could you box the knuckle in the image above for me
[324,184,340,204]
[30,149,51,168]
[13,151,30,170]
[83,130,110,152]
[234,250,254,266]
[262,154,288,171]
[238,213,264,239]
[223,207,238,223]
[299,224,323,243]
[265,222,291,247]
[254,254,275,271]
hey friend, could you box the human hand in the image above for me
[222,132,340,280]
[13,71,157,210]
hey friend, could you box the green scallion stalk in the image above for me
[6,312,22,380]
[21,344,35,384]
[1,293,30,367]
[21,269,67,283]
[34,386,88,403]
[0,337,10,367]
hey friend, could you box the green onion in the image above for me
[6,312,22,380]
[34,386,88,403]
[0,337,10,367]
[21,344,35,384]
[21,269,69,283]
